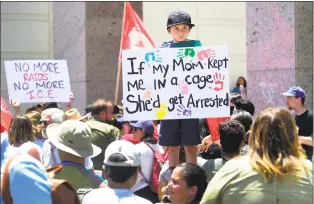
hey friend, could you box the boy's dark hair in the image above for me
[234,98,255,116]
[236,76,247,88]
[104,153,138,183]
[219,120,245,155]
[41,102,60,111]
[231,111,253,133]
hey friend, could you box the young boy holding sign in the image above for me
[159,11,201,171]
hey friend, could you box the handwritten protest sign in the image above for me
[122,46,230,120]
[4,60,71,103]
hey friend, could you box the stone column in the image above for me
[52,2,143,113]
[247,2,313,114]
[53,2,87,114]
[85,2,143,105]
[295,2,313,109]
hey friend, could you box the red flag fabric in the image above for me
[206,117,230,141]
[120,2,155,58]
[1,97,12,133]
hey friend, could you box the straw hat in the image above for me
[65,108,88,121]
[47,120,101,158]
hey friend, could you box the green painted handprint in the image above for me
[177,48,196,61]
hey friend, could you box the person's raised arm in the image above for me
[10,100,21,118]
[299,136,313,146]
[66,92,74,111]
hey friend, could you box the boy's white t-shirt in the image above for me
[131,142,164,192]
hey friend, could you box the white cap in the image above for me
[104,140,141,167]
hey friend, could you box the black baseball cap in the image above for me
[167,11,195,29]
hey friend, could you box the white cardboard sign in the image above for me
[122,46,230,120]
[4,60,72,103]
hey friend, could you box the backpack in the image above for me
[2,154,80,204]
[140,143,167,193]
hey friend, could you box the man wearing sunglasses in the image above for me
[40,108,65,139]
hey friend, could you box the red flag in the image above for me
[1,97,12,133]
[120,2,155,58]
[206,117,230,141]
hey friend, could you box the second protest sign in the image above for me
[4,60,71,103]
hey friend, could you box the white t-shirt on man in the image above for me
[82,188,152,204]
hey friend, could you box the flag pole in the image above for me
[114,1,127,105]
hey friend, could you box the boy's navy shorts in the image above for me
[159,119,201,146]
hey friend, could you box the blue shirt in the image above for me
[231,86,247,95]
[1,154,52,204]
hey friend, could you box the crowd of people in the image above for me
[1,10,313,204]
[0,84,312,204]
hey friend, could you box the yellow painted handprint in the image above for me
[154,103,168,120]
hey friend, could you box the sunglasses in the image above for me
[41,120,49,126]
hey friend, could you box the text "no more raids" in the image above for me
[13,62,66,100]
[14,62,64,87]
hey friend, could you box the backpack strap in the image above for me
[2,154,20,204]
[139,170,150,184]
[144,142,165,168]
[46,164,63,178]
[139,143,155,184]
[77,188,93,203]
[144,142,155,153]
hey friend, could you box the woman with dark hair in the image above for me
[231,76,247,97]
[201,108,312,204]
[167,163,207,204]
[8,116,41,161]
[130,121,165,203]
[158,146,186,201]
